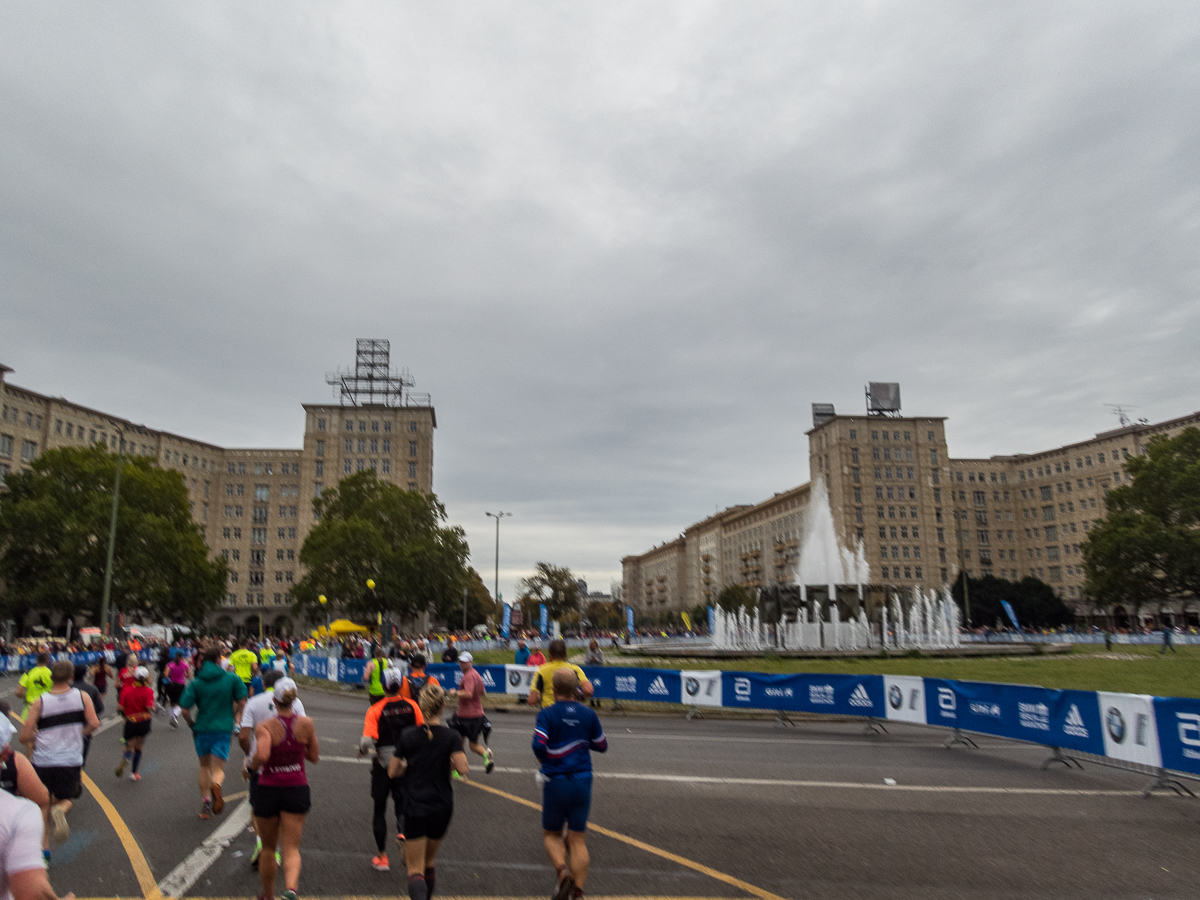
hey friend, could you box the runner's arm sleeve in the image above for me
[588,710,607,753]
[4,800,48,879]
[232,675,248,700]
[532,708,550,761]
[363,703,380,739]
[179,681,195,710]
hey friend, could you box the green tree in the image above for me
[517,562,580,622]
[433,568,495,630]
[584,598,623,630]
[1083,428,1200,618]
[715,583,754,615]
[292,471,470,624]
[950,574,1073,629]
[0,445,228,628]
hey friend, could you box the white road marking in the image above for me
[157,798,253,898]
[485,728,1040,750]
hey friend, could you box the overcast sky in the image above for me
[3,2,1199,604]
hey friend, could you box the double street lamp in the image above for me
[485,511,512,622]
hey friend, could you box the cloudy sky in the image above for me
[3,2,1199,603]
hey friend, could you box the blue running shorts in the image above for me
[542,775,592,832]
[194,730,232,760]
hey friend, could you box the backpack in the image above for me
[406,673,430,703]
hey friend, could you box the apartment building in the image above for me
[622,391,1200,624]
[0,342,435,636]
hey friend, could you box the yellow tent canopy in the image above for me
[311,618,373,638]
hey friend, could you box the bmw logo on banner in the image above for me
[504,665,537,695]
[883,675,927,724]
[680,670,722,707]
[1097,692,1162,768]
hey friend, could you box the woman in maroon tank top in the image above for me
[248,679,319,900]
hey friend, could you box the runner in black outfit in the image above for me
[388,683,468,900]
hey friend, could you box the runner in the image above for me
[17,661,100,852]
[527,640,592,708]
[91,657,111,701]
[399,655,438,705]
[388,683,468,900]
[15,653,52,721]
[165,654,191,728]
[0,780,76,900]
[179,643,248,819]
[229,640,260,698]
[0,713,52,866]
[362,648,390,707]
[360,667,422,871]
[239,669,306,870]
[533,668,607,900]
[447,653,494,774]
[70,666,103,765]
[115,667,154,781]
[117,653,138,698]
[249,678,318,900]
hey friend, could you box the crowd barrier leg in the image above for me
[1041,746,1083,771]
[1141,768,1196,799]
[863,717,887,736]
[685,705,704,722]
[943,728,978,750]
[773,710,796,728]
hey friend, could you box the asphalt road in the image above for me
[7,677,1200,900]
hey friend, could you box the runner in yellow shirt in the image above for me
[526,639,593,708]
[16,651,54,720]
[228,640,260,696]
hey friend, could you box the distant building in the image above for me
[0,340,435,637]
[623,388,1200,627]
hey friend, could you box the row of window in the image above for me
[224,483,301,499]
[859,429,936,443]
[224,592,291,607]
[953,470,1007,484]
[2,406,42,429]
[219,527,300,542]
[314,418,421,434]
[0,435,37,462]
[1018,449,1129,481]
[879,565,923,581]
[880,545,922,560]
[876,505,919,520]
[225,461,300,476]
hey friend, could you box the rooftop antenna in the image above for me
[325,339,418,407]
[1105,404,1137,428]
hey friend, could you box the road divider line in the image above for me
[80,771,162,900]
[157,798,252,898]
[464,780,788,900]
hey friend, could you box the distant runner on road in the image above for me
[360,667,422,872]
[446,653,494,774]
[527,640,592,708]
[180,644,247,819]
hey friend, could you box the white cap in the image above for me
[134,666,150,680]
[274,677,298,695]
[458,651,473,663]
[383,667,405,690]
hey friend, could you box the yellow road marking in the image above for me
[81,771,163,900]
[75,897,735,900]
[464,780,787,900]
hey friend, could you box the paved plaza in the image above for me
[6,681,1199,900]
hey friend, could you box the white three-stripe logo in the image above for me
[849,684,872,707]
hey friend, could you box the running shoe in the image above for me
[41,850,50,868]
[129,773,142,782]
[250,837,262,869]
[485,748,495,774]
[114,757,127,778]
[451,770,464,781]
[170,714,178,729]
[371,853,389,872]
[211,783,224,814]
[199,797,212,820]
[396,832,405,844]
[275,850,282,865]
[281,890,298,900]
[552,869,575,900]
[50,806,69,844]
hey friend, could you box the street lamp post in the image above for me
[99,426,126,638]
[485,510,512,621]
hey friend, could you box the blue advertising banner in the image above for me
[707,605,715,635]
[587,667,681,704]
[721,672,884,716]
[338,659,366,682]
[501,603,512,640]
[539,604,549,638]
[625,605,635,633]
[1154,696,1200,776]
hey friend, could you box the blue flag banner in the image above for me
[625,605,635,633]
[501,603,512,640]
[1000,600,1021,631]
[539,604,549,637]
[707,605,716,635]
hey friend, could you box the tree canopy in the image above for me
[1083,427,1200,616]
[0,445,228,628]
[950,573,1073,629]
[716,583,755,615]
[517,562,580,623]
[432,567,495,630]
[292,471,470,624]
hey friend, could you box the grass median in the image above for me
[470,644,1200,699]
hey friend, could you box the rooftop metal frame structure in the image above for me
[325,339,427,407]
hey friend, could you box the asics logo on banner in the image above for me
[615,676,637,694]
[937,687,956,719]
[1176,713,1200,760]
[1106,707,1126,744]
[888,685,903,710]
[685,678,700,697]
[849,684,873,708]
[1063,704,1089,738]
[1018,702,1050,731]
[480,671,496,688]
[809,685,835,705]
[648,676,669,696]
[734,677,751,701]
[970,702,1002,718]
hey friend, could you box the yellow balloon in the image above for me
[366,579,376,590]
[318,595,327,604]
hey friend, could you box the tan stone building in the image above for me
[622,392,1200,625]
[0,342,435,636]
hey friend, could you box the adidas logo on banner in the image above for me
[1064,704,1089,738]
[648,676,669,696]
[480,671,496,688]
[849,684,873,708]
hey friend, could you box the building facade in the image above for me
[0,343,435,636]
[622,395,1200,625]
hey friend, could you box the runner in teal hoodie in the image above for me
[180,645,247,819]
